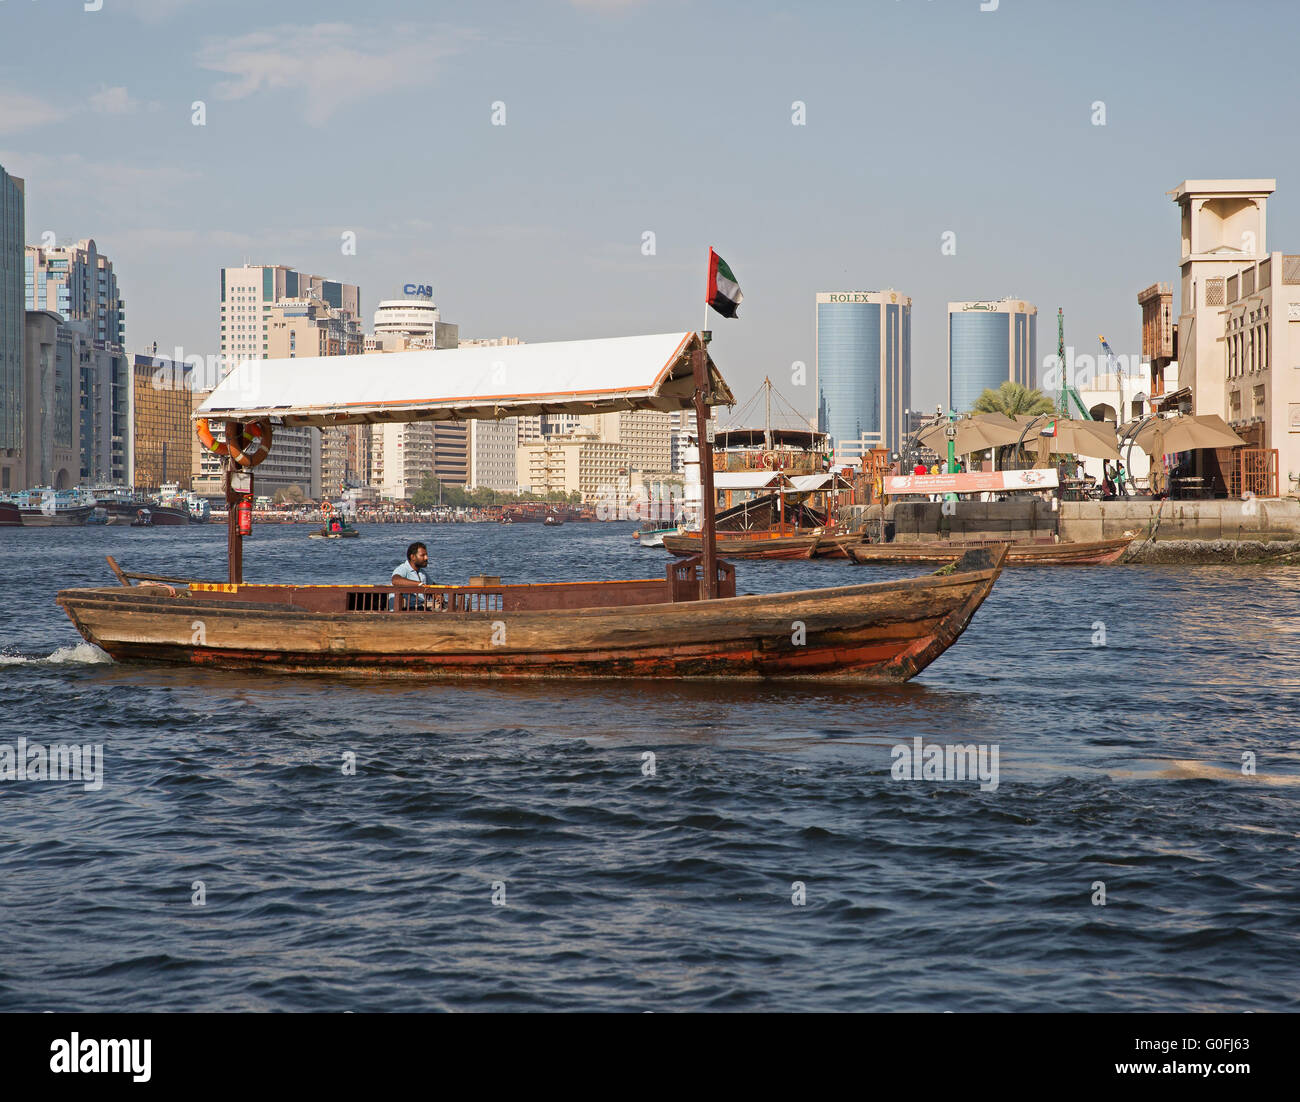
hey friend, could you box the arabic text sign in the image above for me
[885,469,1060,494]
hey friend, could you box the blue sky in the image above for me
[1,0,1297,417]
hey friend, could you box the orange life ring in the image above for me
[762,452,776,470]
[195,418,273,468]
[322,501,333,516]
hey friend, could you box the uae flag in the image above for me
[706,248,743,318]
[1040,420,1057,436]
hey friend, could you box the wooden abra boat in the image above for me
[55,330,1008,682]
[59,546,1005,680]
[848,536,1131,567]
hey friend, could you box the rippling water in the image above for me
[1,522,1297,1011]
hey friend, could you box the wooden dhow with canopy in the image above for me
[56,331,1007,681]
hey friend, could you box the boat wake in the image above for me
[0,643,113,667]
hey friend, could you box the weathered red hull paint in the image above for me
[56,561,1002,683]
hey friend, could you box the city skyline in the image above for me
[3,0,1298,417]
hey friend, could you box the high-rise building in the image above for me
[132,353,195,491]
[23,310,79,490]
[947,298,1037,413]
[0,164,23,492]
[25,238,125,348]
[366,289,464,500]
[815,290,911,460]
[26,239,128,484]
[372,288,458,351]
[219,264,362,500]
[467,418,519,493]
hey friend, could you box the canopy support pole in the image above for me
[223,438,244,585]
[694,333,719,600]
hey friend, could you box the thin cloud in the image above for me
[196,23,476,126]
[0,92,70,136]
[0,150,199,222]
[89,86,139,115]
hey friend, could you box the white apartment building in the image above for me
[371,422,433,501]
[468,417,519,493]
[366,288,462,499]
[219,264,362,499]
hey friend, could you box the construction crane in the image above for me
[1055,308,1093,420]
[1098,334,1123,381]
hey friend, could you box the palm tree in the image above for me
[973,381,1056,418]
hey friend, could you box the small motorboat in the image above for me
[130,509,154,528]
[638,526,678,548]
[543,514,564,527]
[310,517,360,539]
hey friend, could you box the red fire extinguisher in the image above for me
[236,495,253,536]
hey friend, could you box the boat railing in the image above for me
[667,555,737,601]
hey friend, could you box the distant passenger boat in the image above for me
[3,489,96,526]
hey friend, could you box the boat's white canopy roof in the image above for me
[787,473,851,492]
[196,331,733,427]
[712,471,794,491]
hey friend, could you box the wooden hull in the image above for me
[55,552,1006,682]
[18,504,95,527]
[309,529,360,539]
[0,502,20,526]
[663,531,826,560]
[849,537,1131,566]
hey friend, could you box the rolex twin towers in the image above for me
[815,292,1038,461]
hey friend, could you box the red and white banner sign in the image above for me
[885,469,1060,494]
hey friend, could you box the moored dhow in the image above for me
[848,536,1132,567]
[56,330,1008,682]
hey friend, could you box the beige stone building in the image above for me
[517,430,629,502]
[578,410,673,475]
[1221,253,1300,494]
[1170,180,1275,421]
[1169,179,1299,495]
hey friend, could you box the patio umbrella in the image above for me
[1014,416,1121,464]
[1132,414,1245,494]
[1132,413,1246,456]
[916,413,1023,457]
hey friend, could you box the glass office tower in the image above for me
[948,299,1037,412]
[816,290,911,458]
